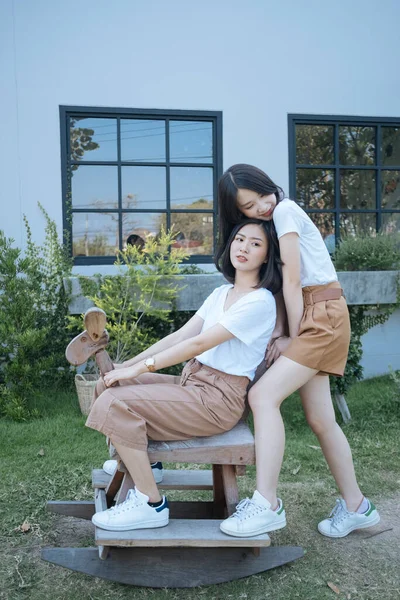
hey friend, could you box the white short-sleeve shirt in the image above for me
[273,198,338,287]
[195,284,276,380]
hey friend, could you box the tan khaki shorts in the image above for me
[85,359,249,451]
[283,282,351,376]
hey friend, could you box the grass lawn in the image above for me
[1,375,399,600]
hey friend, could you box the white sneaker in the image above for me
[102,460,164,484]
[318,498,380,538]
[92,487,169,531]
[220,491,286,537]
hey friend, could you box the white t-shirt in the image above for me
[195,284,276,381]
[273,198,338,287]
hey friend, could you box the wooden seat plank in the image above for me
[95,518,270,548]
[146,421,255,465]
[92,468,214,490]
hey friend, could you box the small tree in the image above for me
[70,228,188,365]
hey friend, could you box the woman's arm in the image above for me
[265,233,303,364]
[120,314,205,368]
[279,232,303,338]
[104,323,234,387]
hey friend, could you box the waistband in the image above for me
[302,282,345,306]
[182,359,250,390]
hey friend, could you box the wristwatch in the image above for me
[144,356,156,372]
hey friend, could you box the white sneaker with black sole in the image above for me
[102,459,164,484]
[318,498,380,538]
[92,487,169,531]
[220,490,286,537]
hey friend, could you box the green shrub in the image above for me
[0,205,72,420]
[333,233,400,271]
[69,228,188,368]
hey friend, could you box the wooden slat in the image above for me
[105,469,124,506]
[221,465,239,516]
[94,489,109,560]
[42,545,305,587]
[95,518,270,548]
[147,421,255,465]
[93,468,213,491]
[47,501,94,520]
[212,465,226,518]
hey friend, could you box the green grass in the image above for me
[1,376,400,600]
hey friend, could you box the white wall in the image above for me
[1,0,400,375]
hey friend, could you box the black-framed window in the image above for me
[60,106,223,264]
[288,114,400,250]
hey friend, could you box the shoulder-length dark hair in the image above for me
[216,219,282,295]
[216,164,284,267]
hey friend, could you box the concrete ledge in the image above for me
[66,271,398,314]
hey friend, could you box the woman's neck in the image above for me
[233,271,260,292]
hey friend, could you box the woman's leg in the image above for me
[299,375,363,510]
[112,441,161,502]
[249,356,318,508]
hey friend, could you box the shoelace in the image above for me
[108,489,144,515]
[329,499,351,528]
[232,498,267,521]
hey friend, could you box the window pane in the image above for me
[70,117,117,162]
[340,170,376,209]
[169,121,213,163]
[72,213,118,256]
[339,213,376,237]
[71,165,118,209]
[381,171,400,209]
[339,126,375,165]
[296,169,335,209]
[121,166,166,210]
[381,213,400,234]
[170,167,213,209]
[121,119,166,163]
[122,213,167,248]
[170,213,213,255]
[308,213,336,252]
[381,127,400,166]
[295,125,334,165]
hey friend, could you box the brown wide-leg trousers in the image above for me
[85,359,249,451]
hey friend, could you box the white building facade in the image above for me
[1,0,399,376]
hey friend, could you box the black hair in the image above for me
[216,218,282,295]
[216,164,284,269]
[126,234,145,249]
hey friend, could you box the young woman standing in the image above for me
[217,164,380,539]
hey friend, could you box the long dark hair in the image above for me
[216,219,282,295]
[216,164,284,267]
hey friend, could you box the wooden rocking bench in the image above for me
[41,308,304,587]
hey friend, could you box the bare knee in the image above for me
[248,387,281,412]
[306,414,337,437]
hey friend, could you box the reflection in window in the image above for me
[339,126,375,165]
[170,214,214,255]
[169,121,213,163]
[170,167,213,209]
[121,119,166,163]
[63,108,220,262]
[71,165,118,209]
[72,213,119,256]
[69,118,117,163]
[296,169,334,209]
[340,213,376,238]
[121,166,166,210]
[381,171,400,209]
[122,213,167,249]
[340,170,376,209]
[292,117,400,244]
[308,213,335,252]
[382,127,400,166]
[296,125,334,165]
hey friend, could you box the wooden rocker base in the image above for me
[41,545,304,587]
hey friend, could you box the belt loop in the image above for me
[304,292,313,306]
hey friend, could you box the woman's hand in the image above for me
[112,363,126,369]
[265,336,292,368]
[104,365,141,387]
